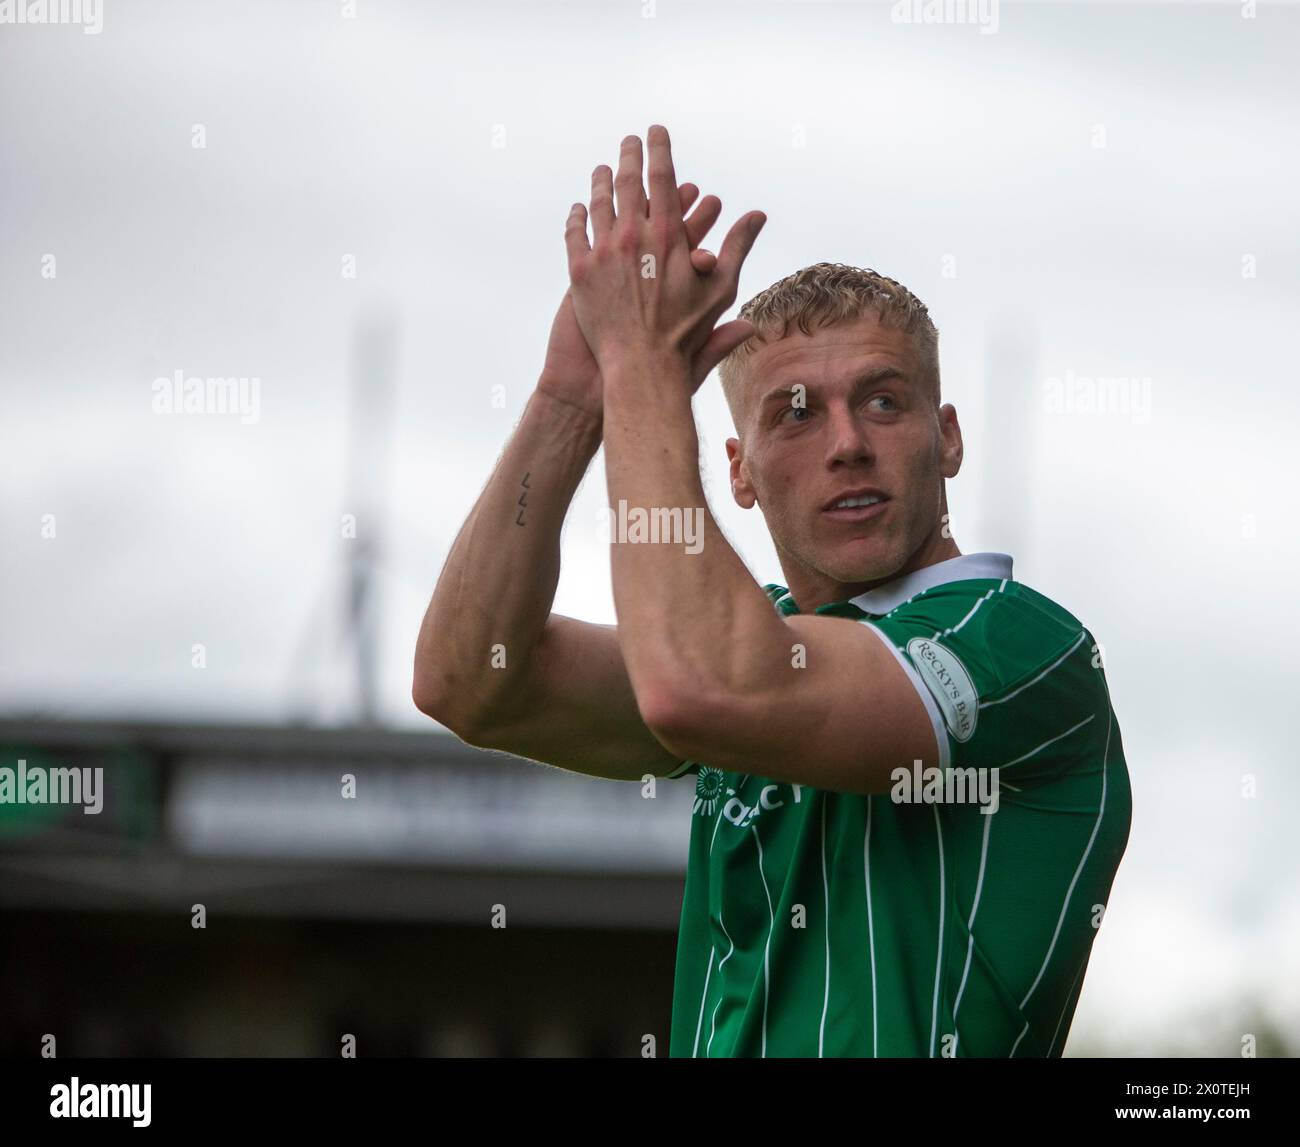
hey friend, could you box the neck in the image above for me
[777,530,962,613]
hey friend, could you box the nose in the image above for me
[824,402,874,468]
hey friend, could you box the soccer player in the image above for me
[413,126,1131,1058]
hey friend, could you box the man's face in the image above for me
[726,315,963,593]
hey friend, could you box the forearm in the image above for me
[413,385,600,733]
[602,355,786,713]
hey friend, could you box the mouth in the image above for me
[822,488,890,523]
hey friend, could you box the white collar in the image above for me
[847,551,1014,616]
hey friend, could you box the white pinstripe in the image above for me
[932,588,997,640]
[929,805,946,1058]
[692,949,715,1058]
[863,794,878,1057]
[1047,957,1089,1056]
[1001,713,1095,770]
[981,631,1087,710]
[705,915,736,1058]
[699,798,729,1058]
[819,793,831,1057]
[950,810,994,1056]
[752,823,775,1058]
[1008,707,1114,1056]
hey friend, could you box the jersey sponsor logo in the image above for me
[693,767,806,824]
[720,778,805,828]
[906,637,979,742]
[693,766,726,817]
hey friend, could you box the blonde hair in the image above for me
[718,262,940,426]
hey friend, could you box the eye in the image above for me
[781,405,811,424]
[867,394,897,412]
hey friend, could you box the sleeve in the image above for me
[865,597,1131,1059]
[858,620,955,772]
[662,759,700,780]
[864,593,1105,789]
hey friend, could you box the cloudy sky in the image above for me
[2,0,1297,1052]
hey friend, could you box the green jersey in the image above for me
[663,552,1131,1057]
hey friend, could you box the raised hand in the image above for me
[538,180,725,422]
[564,125,766,392]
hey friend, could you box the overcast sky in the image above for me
[2,0,1297,1052]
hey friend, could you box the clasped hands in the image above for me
[539,125,766,422]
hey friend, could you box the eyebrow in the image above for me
[758,366,908,408]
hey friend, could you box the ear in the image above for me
[726,437,759,508]
[938,404,963,479]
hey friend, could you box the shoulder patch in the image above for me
[906,637,979,743]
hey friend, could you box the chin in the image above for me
[818,538,906,586]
